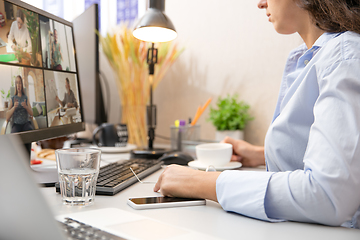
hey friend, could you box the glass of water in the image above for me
[55,148,101,206]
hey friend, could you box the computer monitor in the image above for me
[73,3,107,126]
[0,0,84,149]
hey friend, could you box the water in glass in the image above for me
[58,168,98,206]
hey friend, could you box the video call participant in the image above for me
[51,29,63,70]
[154,0,360,229]
[6,75,34,133]
[55,77,78,109]
[7,9,32,53]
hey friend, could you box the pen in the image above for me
[175,120,186,151]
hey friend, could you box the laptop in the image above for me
[0,135,220,240]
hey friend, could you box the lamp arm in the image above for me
[147,43,158,149]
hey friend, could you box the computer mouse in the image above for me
[158,151,194,165]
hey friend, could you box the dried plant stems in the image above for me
[99,26,183,147]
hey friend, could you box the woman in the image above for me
[6,75,34,133]
[7,9,32,53]
[154,0,360,228]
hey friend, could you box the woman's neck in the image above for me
[298,18,325,49]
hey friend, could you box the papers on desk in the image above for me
[6,43,14,52]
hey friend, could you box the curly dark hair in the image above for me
[298,0,360,34]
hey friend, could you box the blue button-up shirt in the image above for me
[216,31,360,228]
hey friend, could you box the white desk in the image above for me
[40,155,360,240]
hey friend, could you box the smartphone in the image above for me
[127,196,206,210]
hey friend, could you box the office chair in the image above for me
[1,116,39,134]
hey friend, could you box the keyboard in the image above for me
[59,217,126,240]
[56,158,163,195]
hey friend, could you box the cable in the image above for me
[155,134,171,141]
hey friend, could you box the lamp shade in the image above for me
[133,0,177,42]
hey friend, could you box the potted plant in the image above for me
[1,89,10,108]
[208,94,254,141]
[23,9,41,66]
[14,48,31,65]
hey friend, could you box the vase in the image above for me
[121,104,147,148]
[215,130,244,142]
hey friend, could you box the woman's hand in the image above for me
[67,103,74,108]
[154,165,220,202]
[14,100,19,108]
[222,137,265,167]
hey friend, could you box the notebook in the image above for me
[0,135,220,240]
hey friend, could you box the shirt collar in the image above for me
[312,32,344,48]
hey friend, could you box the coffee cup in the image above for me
[92,123,128,147]
[195,143,232,167]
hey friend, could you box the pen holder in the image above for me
[170,125,200,153]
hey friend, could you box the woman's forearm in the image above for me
[6,106,15,121]
[26,105,33,116]
[193,171,221,201]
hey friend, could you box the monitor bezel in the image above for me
[2,0,85,144]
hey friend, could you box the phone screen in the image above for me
[129,196,204,205]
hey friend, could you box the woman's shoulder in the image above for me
[323,31,360,61]
[312,31,360,72]
[10,21,17,28]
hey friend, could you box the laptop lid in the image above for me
[0,135,66,240]
[0,135,220,240]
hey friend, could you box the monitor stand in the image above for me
[24,142,31,156]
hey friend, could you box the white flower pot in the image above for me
[215,130,244,142]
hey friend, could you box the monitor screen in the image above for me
[0,0,84,144]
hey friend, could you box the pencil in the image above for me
[191,98,212,126]
[191,106,201,125]
[201,98,212,112]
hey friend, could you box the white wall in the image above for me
[148,0,303,145]
[22,0,304,146]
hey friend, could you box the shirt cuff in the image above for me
[216,170,282,222]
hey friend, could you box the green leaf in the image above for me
[207,94,254,130]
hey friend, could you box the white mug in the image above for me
[195,143,232,167]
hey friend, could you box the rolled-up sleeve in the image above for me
[216,170,280,222]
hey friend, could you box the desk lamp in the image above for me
[131,0,177,159]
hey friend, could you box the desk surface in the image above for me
[40,154,360,240]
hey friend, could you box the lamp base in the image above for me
[130,148,172,159]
